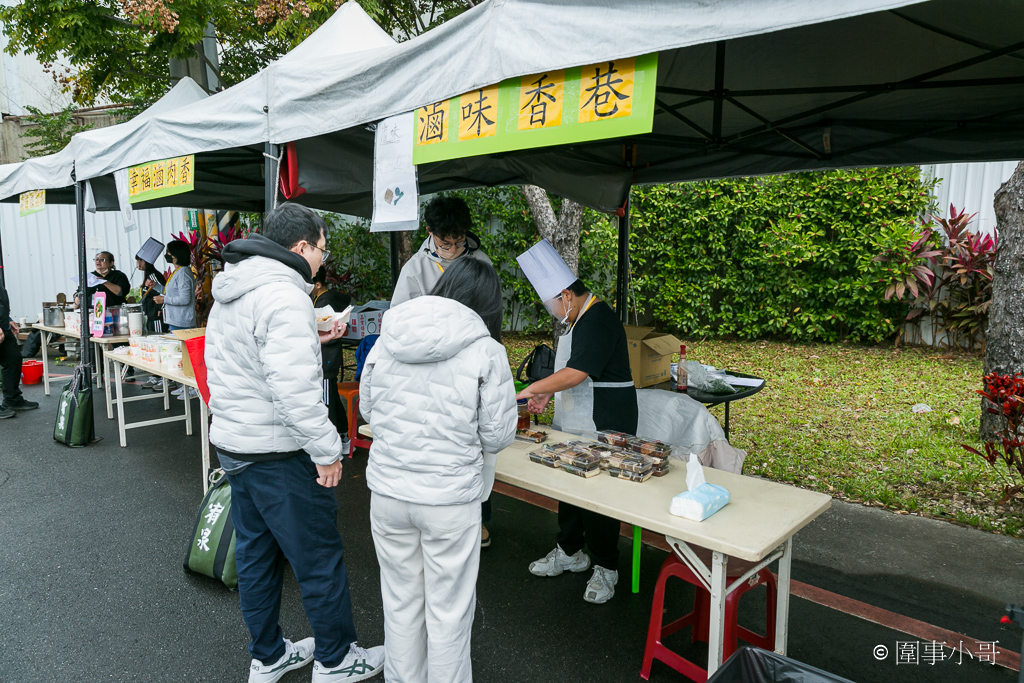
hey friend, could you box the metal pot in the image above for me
[43,306,65,327]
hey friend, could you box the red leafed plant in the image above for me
[962,373,1024,504]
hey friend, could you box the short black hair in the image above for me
[96,251,115,266]
[566,279,589,296]
[424,196,473,241]
[313,265,328,285]
[429,258,503,342]
[263,203,325,250]
[166,240,192,267]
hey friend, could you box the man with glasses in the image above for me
[205,203,384,683]
[391,196,492,307]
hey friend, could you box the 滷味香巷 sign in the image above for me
[19,189,45,217]
[127,155,195,204]
[412,53,656,165]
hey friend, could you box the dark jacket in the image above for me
[0,280,10,334]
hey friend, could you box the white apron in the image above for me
[551,295,635,439]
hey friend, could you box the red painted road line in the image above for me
[492,482,1020,672]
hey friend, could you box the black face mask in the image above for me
[165,254,174,264]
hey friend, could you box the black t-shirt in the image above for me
[565,299,638,434]
[86,269,131,307]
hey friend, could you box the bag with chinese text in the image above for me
[183,469,237,590]
[53,365,94,448]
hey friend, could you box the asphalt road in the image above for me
[0,369,1020,682]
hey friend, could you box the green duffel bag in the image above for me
[183,470,238,590]
[53,365,94,447]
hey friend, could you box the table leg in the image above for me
[183,386,193,436]
[201,401,210,493]
[114,359,128,448]
[163,377,170,411]
[775,536,793,656]
[706,550,729,676]
[95,345,103,389]
[41,331,51,396]
[724,401,730,440]
[103,349,115,420]
[632,525,642,594]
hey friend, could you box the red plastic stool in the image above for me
[640,551,776,682]
[337,382,372,457]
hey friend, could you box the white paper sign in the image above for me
[370,112,419,233]
[70,273,108,288]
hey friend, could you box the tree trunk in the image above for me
[521,185,584,345]
[981,161,1024,440]
[397,231,414,268]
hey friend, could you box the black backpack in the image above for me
[516,344,556,384]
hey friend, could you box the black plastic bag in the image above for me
[707,647,856,683]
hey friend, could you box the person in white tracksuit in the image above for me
[360,258,517,683]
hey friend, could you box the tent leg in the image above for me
[0,218,5,291]
[389,231,401,289]
[264,142,279,213]
[616,193,630,325]
[75,180,95,432]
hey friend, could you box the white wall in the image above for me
[921,161,1020,235]
[0,202,185,319]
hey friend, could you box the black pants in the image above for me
[324,379,349,437]
[0,330,24,405]
[556,504,621,570]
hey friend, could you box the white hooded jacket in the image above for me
[360,296,517,505]
[206,239,342,465]
[390,233,491,307]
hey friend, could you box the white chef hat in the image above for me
[516,239,577,303]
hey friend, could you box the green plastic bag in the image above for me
[53,365,94,447]
[183,470,237,590]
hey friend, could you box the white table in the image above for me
[105,349,211,493]
[91,334,132,409]
[359,425,831,675]
[30,323,76,396]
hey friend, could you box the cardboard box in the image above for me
[171,328,206,378]
[343,301,390,340]
[624,326,682,388]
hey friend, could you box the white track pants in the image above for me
[369,492,481,683]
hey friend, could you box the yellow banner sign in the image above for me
[128,155,195,204]
[19,189,45,217]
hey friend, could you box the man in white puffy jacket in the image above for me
[206,203,384,683]
[360,259,516,683]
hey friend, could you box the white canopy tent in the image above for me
[0,77,210,205]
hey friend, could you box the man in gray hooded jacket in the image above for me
[390,196,492,307]
[206,203,383,683]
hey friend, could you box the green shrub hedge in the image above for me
[323,166,935,343]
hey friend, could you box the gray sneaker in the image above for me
[312,643,385,682]
[0,405,15,419]
[584,566,619,604]
[249,637,315,683]
[529,545,591,577]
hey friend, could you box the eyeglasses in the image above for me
[310,243,330,264]
[94,257,109,263]
[433,237,467,252]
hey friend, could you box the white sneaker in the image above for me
[177,386,198,400]
[312,642,385,682]
[249,637,315,683]
[341,437,351,457]
[529,545,591,577]
[584,566,619,604]
[171,385,184,396]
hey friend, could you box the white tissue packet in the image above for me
[669,452,730,521]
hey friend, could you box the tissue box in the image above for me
[670,483,730,521]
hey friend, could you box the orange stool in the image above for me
[337,382,372,457]
[641,552,776,682]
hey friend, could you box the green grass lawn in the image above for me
[502,333,1024,538]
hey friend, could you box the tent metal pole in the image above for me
[616,192,630,326]
[712,41,726,141]
[0,220,5,291]
[75,180,95,412]
[264,142,279,214]
[389,231,401,289]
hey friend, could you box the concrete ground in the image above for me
[0,363,1022,683]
